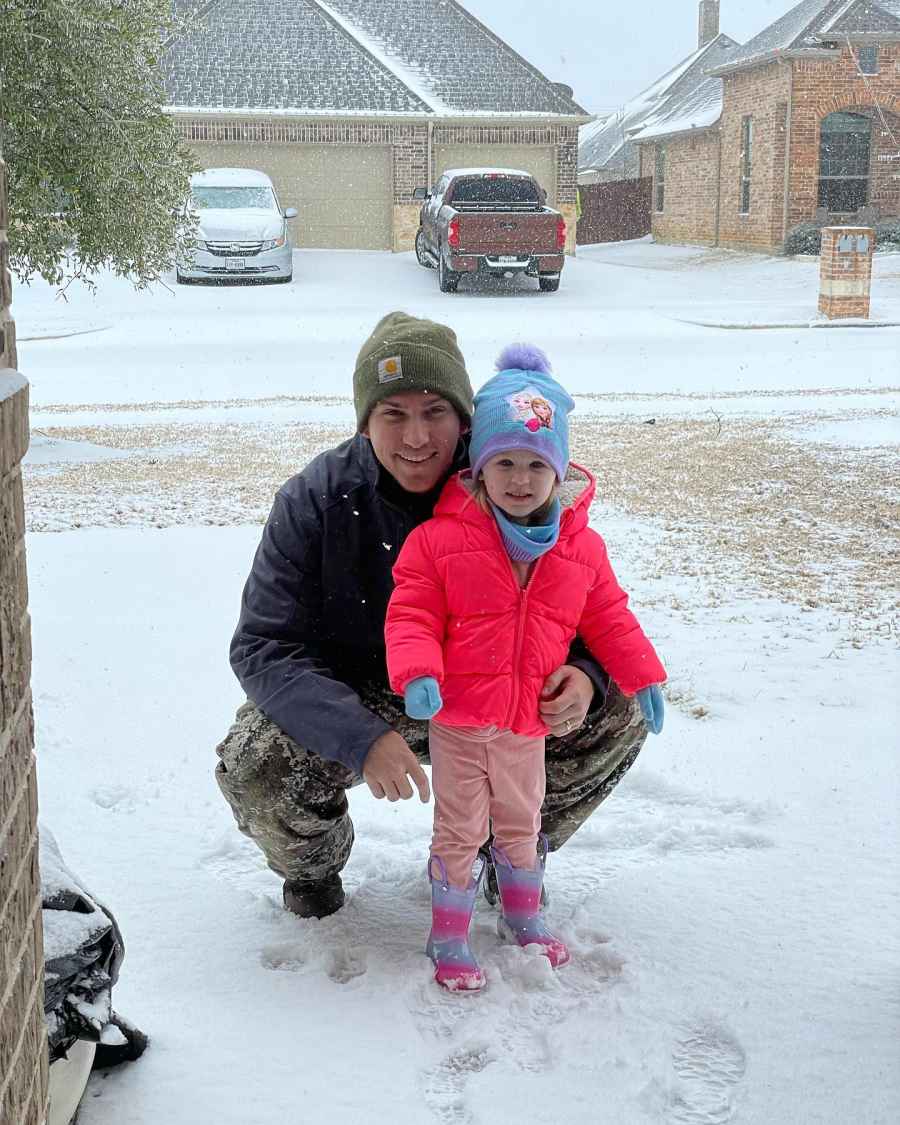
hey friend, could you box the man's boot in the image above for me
[425,854,486,992]
[491,835,569,968]
[283,873,345,919]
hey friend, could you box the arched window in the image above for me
[818,112,872,213]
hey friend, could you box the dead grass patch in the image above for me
[25,409,899,638]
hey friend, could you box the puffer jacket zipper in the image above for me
[492,517,546,729]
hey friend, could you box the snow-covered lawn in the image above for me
[15,243,900,1124]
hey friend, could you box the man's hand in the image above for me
[539,664,594,739]
[363,730,431,803]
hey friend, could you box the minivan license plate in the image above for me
[498,255,518,263]
[226,257,245,270]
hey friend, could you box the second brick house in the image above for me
[580,0,900,252]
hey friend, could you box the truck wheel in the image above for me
[538,275,560,292]
[415,230,434,269]
[438,254,460,293]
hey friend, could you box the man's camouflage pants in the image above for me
[214,683,646,885]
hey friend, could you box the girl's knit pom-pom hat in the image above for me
[469,343,575,481]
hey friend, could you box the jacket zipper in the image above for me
[506,584,529,728]
[496,523,545,729]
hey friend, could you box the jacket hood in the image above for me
[435,462,596,537]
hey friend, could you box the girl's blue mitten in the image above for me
[404,676,443,720]
[637,684,664,735]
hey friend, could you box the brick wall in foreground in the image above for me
[0,153,48,1125]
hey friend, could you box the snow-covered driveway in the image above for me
[15,244,900,1124]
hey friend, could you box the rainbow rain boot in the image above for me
[491,835,569,968]
[425,853,487,992]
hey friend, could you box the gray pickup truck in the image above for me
[413,168,566,293]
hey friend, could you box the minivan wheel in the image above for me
[415,230,434,269]
[538,274,560,292]
[438,253,460,293]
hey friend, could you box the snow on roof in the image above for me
[819,0,862,33]
[190,167,274,187]
[578,34,738,172]
[709,0,835,72]
[820,0,900,33]
[320,0,587,116]
[164,0,587,119]
[823,0,900,33]
[710,0,900,75]
[626,2,900,145]
[313,0,448,114]
[629,75,725,143]
[578,51,700,154]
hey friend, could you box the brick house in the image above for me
[163,0,589,253]
[628,0,900,252]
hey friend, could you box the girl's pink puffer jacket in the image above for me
[385,466,666,736]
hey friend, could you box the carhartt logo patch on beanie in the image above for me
[353,311,474,429]
[470,344,574,481]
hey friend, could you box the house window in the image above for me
[655,147,666,212]
[818,111,872,212]
[739,116,753,214]
[857,46,878,75]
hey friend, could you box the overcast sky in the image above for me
[461,0,795,114]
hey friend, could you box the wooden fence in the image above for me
[577,177,652,245]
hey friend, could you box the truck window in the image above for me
[448,177,541,205]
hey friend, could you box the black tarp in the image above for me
[40,826,146,1067]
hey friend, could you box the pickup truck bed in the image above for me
[414,169,566,293]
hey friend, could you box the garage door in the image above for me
[188,143,393,250]
[433,146,557,204]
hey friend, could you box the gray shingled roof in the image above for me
[578,34,738,173]
[630,74,726,143]
[823,0,900,34]
[711,0,900,75]
[164,0,587,117]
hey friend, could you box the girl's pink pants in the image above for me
[428,720,546,889]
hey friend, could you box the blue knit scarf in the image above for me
[490,498,561,562]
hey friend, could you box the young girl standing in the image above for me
[385,345,666,991]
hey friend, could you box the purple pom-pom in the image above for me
[495,343,552,374]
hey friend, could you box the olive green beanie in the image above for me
[353,311,474,429]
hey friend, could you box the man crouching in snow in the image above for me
[216,311,648,919]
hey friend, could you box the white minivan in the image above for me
[177,168,297,284]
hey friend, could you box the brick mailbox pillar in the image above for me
[818,226,875,320]
[0,153,50,1125]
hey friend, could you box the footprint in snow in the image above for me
[326,946,367,984]
[422,1043,493,1125]
[666,1020,746,1125]
[259,941,309,973]
[89,784,137,811]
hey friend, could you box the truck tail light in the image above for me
[556,216,566,250]
[448,216,460,249]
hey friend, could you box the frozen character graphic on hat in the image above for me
[507,387,556,432]
[529,397,553,431]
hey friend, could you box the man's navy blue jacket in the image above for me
[231,434,606,776]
